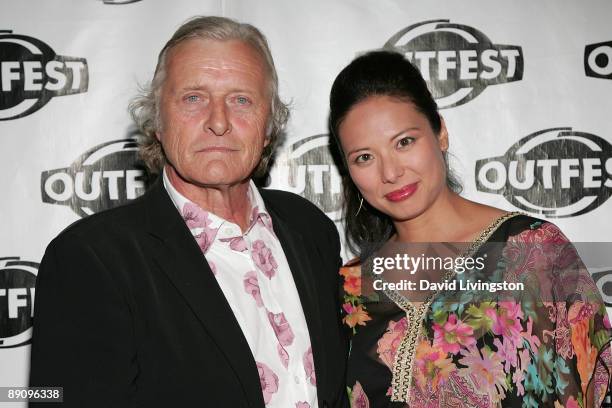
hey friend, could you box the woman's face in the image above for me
[338,95,449,222]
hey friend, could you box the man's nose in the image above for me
[206,100,230,136]
[380,155,404,184]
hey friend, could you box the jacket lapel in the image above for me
[143,180,265,408]
[264,201,328,399]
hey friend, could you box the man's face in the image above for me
[156,38,271,189]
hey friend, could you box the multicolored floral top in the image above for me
[340,214,612,407]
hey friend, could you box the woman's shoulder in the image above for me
[501,214,571,245]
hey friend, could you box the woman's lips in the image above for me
[384,183,418,202]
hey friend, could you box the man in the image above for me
[30,16,348,408]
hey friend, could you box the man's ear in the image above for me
[264,119,273,148]
[438,116,449,152]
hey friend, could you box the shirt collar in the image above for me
[162,169,274,252]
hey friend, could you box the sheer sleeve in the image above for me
[503,222,611,407]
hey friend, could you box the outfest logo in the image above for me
[267,134,343,220]
[475,127,612,218]
[592,269,612,308]
[384,19,523,108]
[0,257,37,348]
[40,138,150,218]
[0,31,88,120]
[585,40,612,80]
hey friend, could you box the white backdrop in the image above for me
[1,0,611,405]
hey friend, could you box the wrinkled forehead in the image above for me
[163,38,271,91]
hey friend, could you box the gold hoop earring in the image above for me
[355,196,364,216]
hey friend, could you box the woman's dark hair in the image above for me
[329,50,462,256]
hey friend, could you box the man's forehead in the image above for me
[166,38,266,72]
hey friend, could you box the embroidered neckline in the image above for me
[375,211,523,311]
[383,211,523,403]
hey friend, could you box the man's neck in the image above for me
[165,165,252,232]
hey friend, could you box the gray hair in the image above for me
[129,16,289,176]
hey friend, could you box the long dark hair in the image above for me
[329,50,462,256]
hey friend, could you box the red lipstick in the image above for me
[385,183,418,202]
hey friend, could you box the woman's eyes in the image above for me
[397,136,415,148]
[355,153,373,163]
[351,136,415,165]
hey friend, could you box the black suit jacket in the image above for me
[30,180,349,408]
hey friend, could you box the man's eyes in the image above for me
[235,95,252,105]
[182,94,253,106]
[184,95,201,103]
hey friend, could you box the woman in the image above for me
[329,50,611,407]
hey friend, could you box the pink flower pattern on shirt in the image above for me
[252,240,278,279]
[195,230,217,253]
[303,346,316,386]
[221,236,248,252]
[257,361,279,404]
[182,202,211,229]
[278,343,289,368]
[243,271,263,307]
[182,203,219,253]
[267,311,295,347]
[168,179,316,408]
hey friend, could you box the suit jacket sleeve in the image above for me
[29,233,137,407]
[327,222,350,408]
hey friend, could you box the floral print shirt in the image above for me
[163,171,317,408]
[341,214,612,407]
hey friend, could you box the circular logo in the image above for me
[592,270,612,308]
[41,138,150,218]
[585,41,612,79]
[268,134,343,220]
[384,19,523,108]
[0,31,88,120]
[0,257,38,348]
[475,127,612,218]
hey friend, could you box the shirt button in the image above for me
[294,376,300,384]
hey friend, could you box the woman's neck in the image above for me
[392,190,482,243]
[393,191,507,243]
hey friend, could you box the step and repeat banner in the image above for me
[1,0,611,403]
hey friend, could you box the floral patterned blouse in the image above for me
[340,214,611,407]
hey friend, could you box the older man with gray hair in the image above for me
[30,16,348,408]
